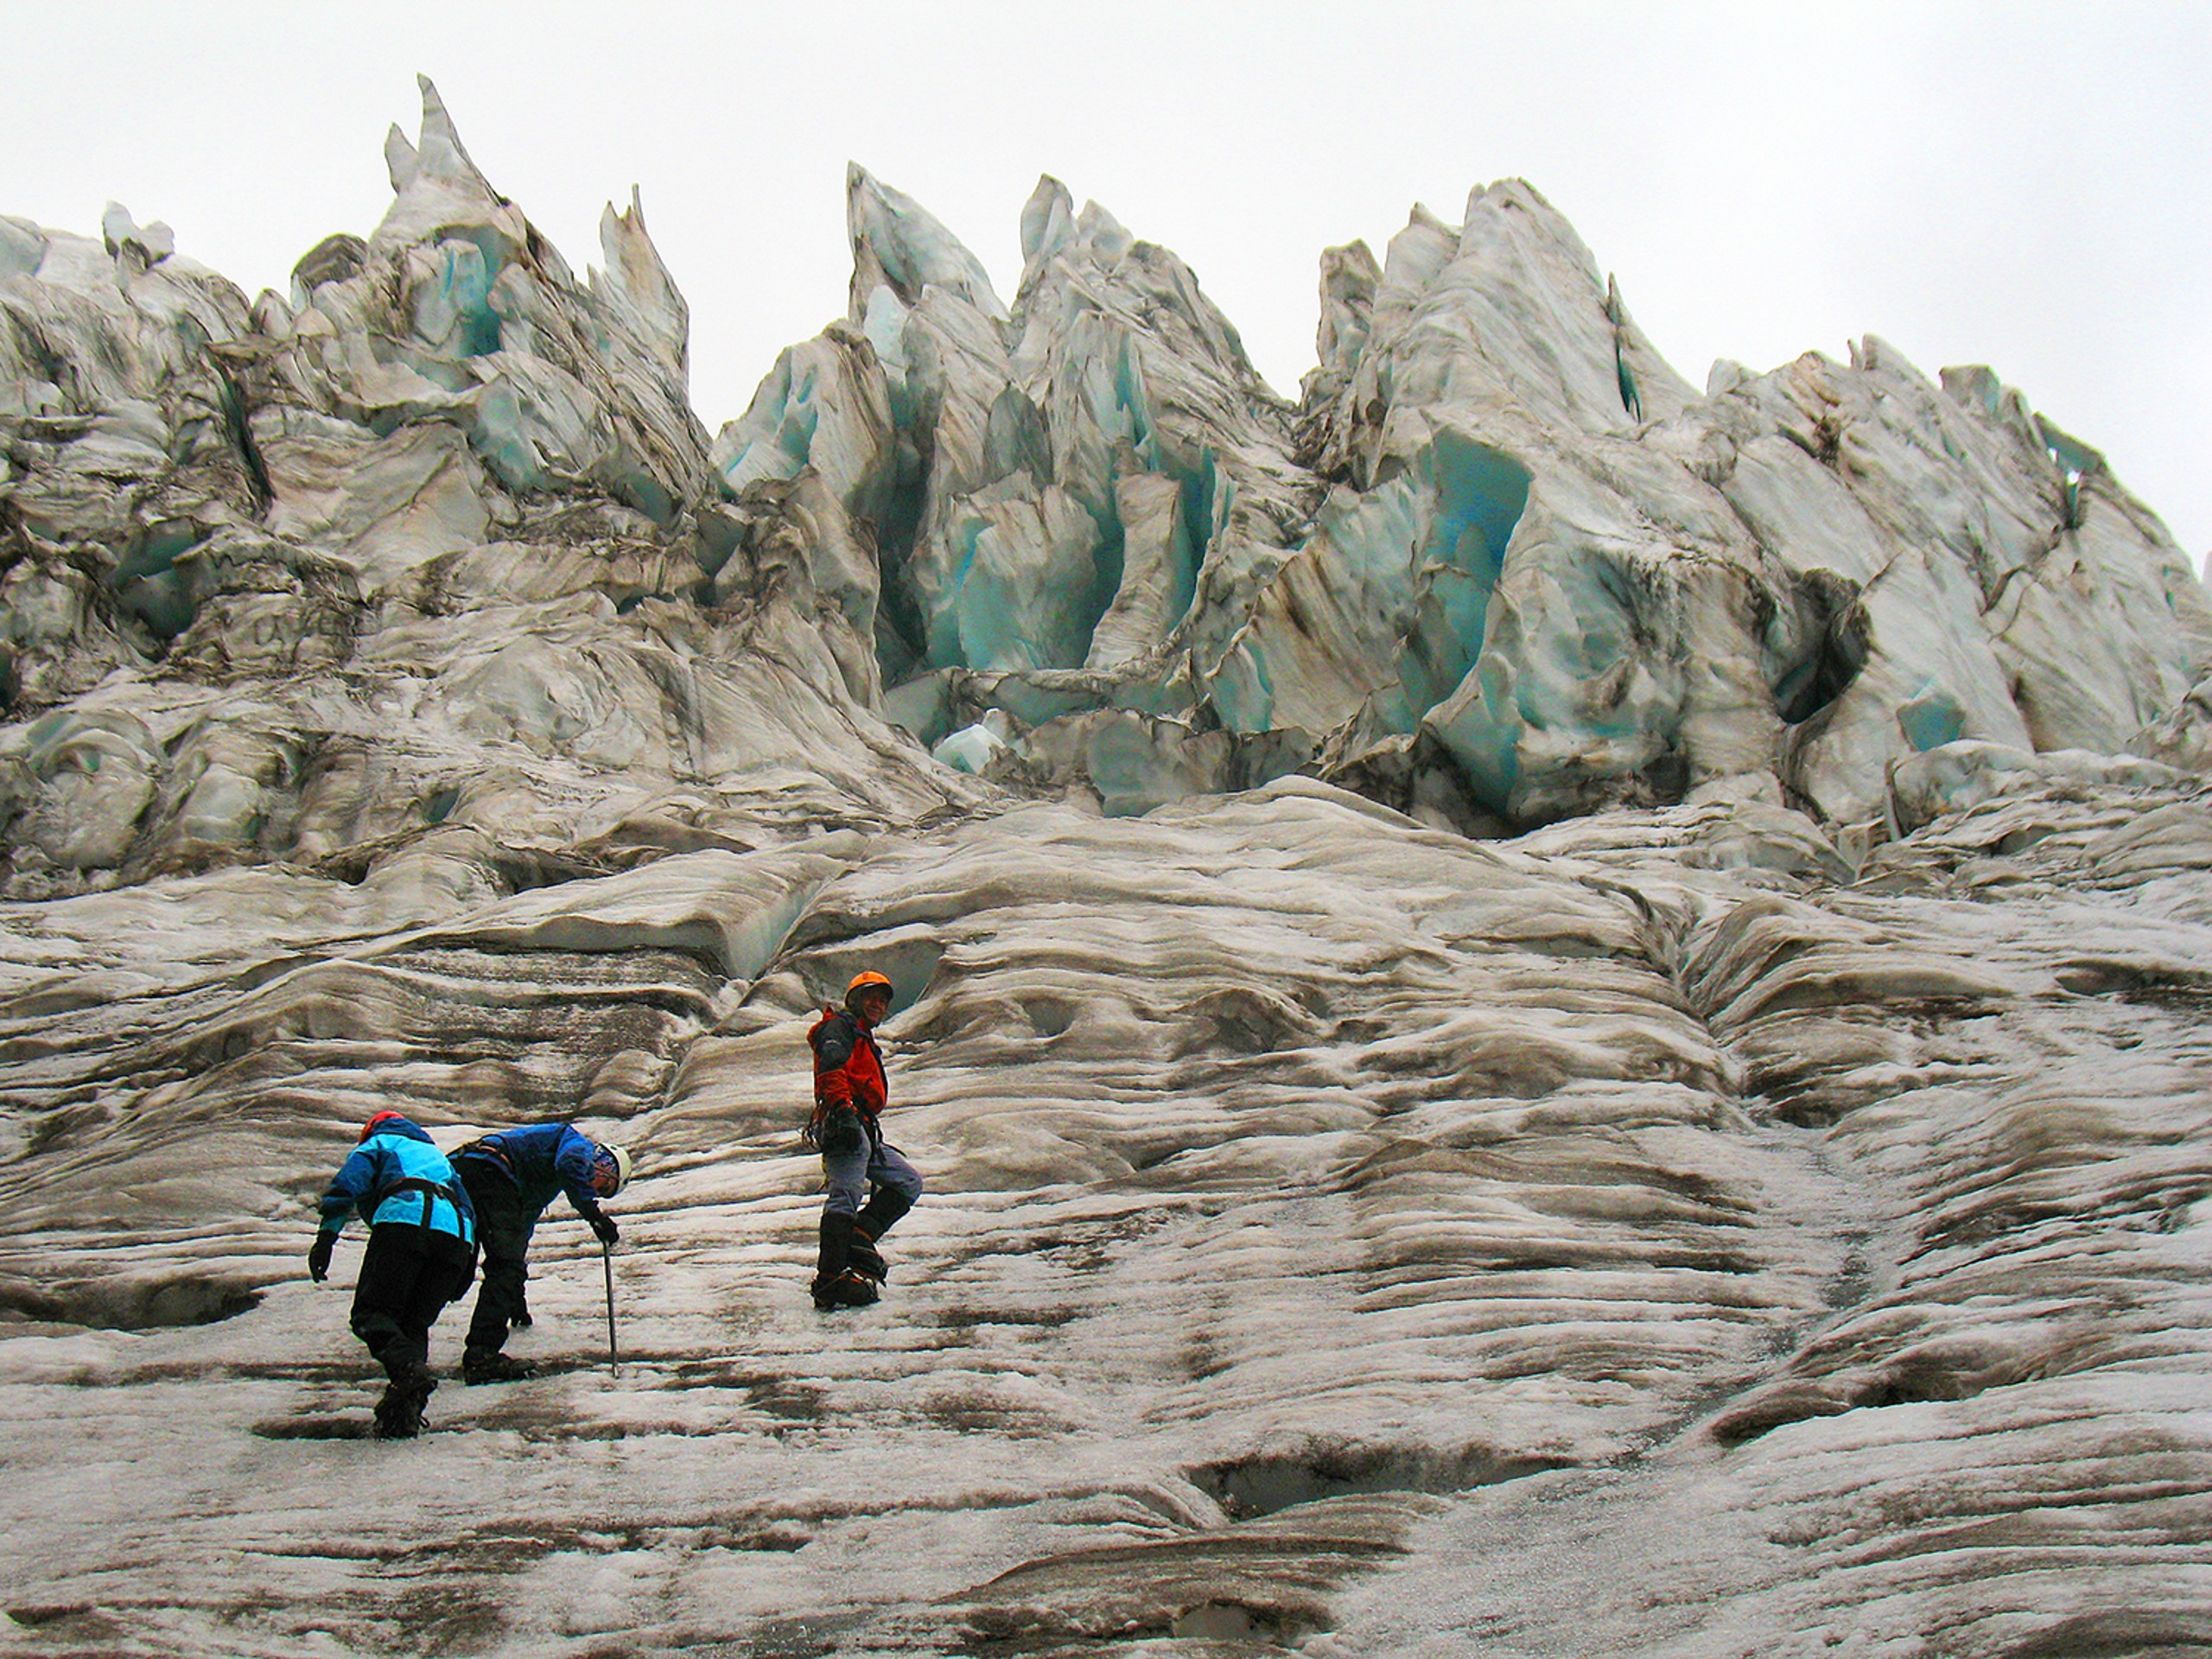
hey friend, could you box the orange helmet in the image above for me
[845,970,893,1007]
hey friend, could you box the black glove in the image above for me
[588,1211,620,1247]
[819,1107,867,1159]
[306,1232,334,1283]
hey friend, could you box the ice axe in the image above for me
[601,1241,620,1378]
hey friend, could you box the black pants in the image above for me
[459,1163,532,1357]
[350,1222,475,1384]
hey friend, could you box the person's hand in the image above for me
[589,1211,620,1247]
[307,1232,334,1283]
[820,1107,866,1158]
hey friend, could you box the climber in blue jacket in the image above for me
[308,1110,479,1439]
[449,1123,630,1383]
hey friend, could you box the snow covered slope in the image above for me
[4,79,2211,1659]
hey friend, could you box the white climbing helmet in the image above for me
[593,1143,633,1196]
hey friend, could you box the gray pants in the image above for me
[821,1134,923,1222]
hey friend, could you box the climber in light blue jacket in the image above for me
[308,1110,478,1439]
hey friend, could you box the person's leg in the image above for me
[820,1141,868,1223]
[378,1230,474,1435]
[460,1170,530,1367]
[853,1142,923,1248]
[350,1224,441,1437]
[512,1221,538,1325]
[814,1142,874,1307]
[350,1224,432,1383]
[396,1230,473,1363]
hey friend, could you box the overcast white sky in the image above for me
[5,2,2208,556]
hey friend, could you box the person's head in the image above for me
[359,1109,407,1143]
[589,1143,632,1198]
[845,970,893,1025]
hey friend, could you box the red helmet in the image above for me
[359,1109,406,1142]
[846,971,893,996]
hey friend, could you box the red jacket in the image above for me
[810,1007,887,1124]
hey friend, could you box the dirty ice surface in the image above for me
[7,779,2212,1656]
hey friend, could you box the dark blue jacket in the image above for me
[452,1123,609,1229]
[317,1117,475,1243]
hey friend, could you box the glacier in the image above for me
[3,76,2212,1659]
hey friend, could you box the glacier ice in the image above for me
[691,167,2212,834]
[6,80,2209,864]
[5,84,2212,1659]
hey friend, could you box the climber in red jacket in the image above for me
[806,971,925,1310]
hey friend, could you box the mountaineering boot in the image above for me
[461,1348,537,1384]
[846,1233,888,1286]
[810,1268,879,1309]
[372,1385,416,1438]
[373,1368,436,1439]
[404,1370,437,1430]
[813,1213,874,1310]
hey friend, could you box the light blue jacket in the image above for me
[316,1117,475,1243]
